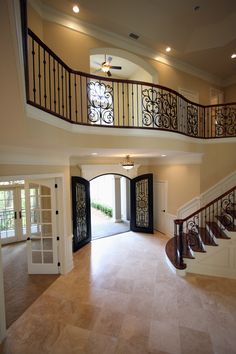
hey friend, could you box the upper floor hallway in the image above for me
[18,0,236,141]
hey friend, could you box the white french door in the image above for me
[25,179,59,274]
[0,187,27,245]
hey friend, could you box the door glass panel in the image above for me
[21,189,27,236]
[0,189,16,240]
[31,238,41,250]
[32,251,42,263]
[40,186,51,196]
[41,210,52,223]
[75,183,88,242]
[41,224,53,237]
[43,252,53,263]
[43,238,52,250]
[136,178,149,228]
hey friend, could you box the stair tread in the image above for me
[183,232,206,253]
[198,227,218,246]
[216,215,236,232]
[206,221,230,239]
[182,233,195,258]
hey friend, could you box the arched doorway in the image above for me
[90,174,130,240]
[71,173,154,252]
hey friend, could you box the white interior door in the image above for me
[154,181,167,234]
[25,179,59,274]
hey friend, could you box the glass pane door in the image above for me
[0,189,17,243]
[26,180,58,274]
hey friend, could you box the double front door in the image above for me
[72,174,153,252]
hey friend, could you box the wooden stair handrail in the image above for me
[175,185,236,224]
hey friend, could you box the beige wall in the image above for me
[224,84,236,103]
[138,164,201,215]
[28,4,43,38]
[200,143,236,193]
[43,21,114,72]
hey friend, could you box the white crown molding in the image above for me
[29,0,225,87]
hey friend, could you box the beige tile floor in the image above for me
[1,231,236,354]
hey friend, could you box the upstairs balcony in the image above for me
[24,29,236,139]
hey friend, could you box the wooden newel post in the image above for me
[174,219,184,268]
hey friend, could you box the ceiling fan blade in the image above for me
[107,70,112,77]
[110,66,122,70]
[94,68,102,73]
[93,61,102,66]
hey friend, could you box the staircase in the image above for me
[166,186,236,278]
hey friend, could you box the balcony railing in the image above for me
[25,29,236,139]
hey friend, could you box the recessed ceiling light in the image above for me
[73,5,80,13]
[91,152,98,156]
[231,53,236,59]
[166,47,171,53]
[161,154,167,157]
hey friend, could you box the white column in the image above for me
[0,246,6,343]
[112,176,122,223]
[126,179,131,221]
[121,178,131,221]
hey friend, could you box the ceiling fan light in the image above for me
[121,155,134,170]
[101,64,110,72]
[72,5,79,13]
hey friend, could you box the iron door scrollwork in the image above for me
[130,174,153,233]
[71,177,91,252]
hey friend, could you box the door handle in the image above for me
[162,209,166,212]
[14,211,17,219]
[19,211,22,219]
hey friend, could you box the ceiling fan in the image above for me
[94,55,122,77]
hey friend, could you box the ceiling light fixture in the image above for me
[166,47,171,52]
[121,155,134,170]
[231,53,236,59]
[161,154,166,157]
[73,5,80,13]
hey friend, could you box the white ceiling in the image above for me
[39,0,236,82]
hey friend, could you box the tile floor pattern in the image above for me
[1,231,236,354]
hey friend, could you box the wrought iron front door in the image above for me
[130,174,153,233]
[71,177,91,252]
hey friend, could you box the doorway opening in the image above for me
[90,174,130,240]
[0,178,60,329]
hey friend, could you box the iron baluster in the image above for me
[57,61,60,115]
[43,48,47,108]
[74,73,78,122]
[53,58,56,112]
[61,66,64,117]
[32,38,36,102]
[38,44,41,105]
[48,53,52,111]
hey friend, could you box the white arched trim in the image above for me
[90,47,159,84]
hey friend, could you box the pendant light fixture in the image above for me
[121,155,134,170]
